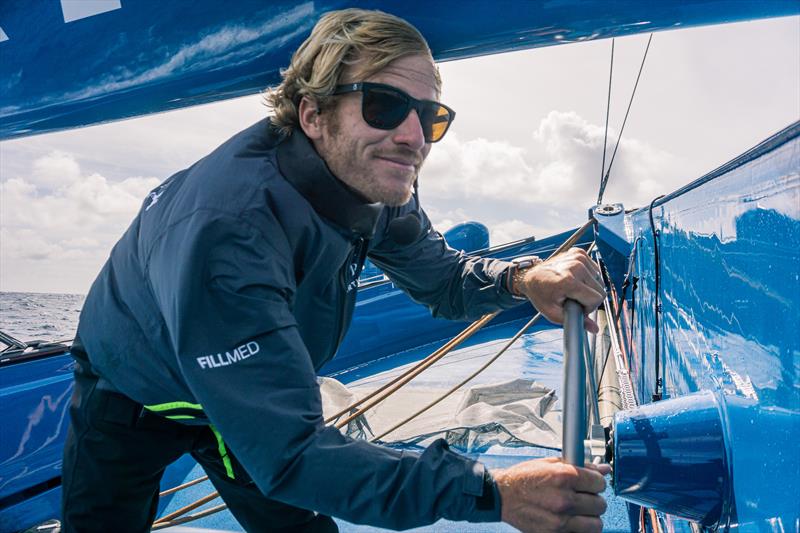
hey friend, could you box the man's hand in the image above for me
[493,457,610,533]
[514,248,605,333]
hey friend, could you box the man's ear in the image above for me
[298,96,323,140]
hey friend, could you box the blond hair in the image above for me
[265,9,440,135]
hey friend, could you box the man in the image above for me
[62,8,608,533]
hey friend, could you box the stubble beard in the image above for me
[322,122,418,207]
[337,164,416,206]
[369,172,416,206]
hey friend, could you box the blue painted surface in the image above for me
[722,396,800,530]
[442,221,491,254]
[613,391,730,526]
[0,353,72,531]
[0,486,61,533]
[0,355,73,503]
[612,121,800,529]
[0,353,217,531]
[625,121,799,406]
[613,390,800,529]
[1,1,798,140]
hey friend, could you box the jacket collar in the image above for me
[276,126,384,239]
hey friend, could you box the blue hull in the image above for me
[595,121,800,531]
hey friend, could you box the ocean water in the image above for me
[0,291,85,343]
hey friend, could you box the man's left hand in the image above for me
[513,247,605,333]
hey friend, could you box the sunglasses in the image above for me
[332,82,456,143]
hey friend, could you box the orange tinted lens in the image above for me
[427,105,451,142]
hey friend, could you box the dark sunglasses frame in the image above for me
[332,82,456,143]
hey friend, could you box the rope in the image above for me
[159,475,209,496]
[152,491,220,525]
[151,503,228,530]
[597,33,654,205]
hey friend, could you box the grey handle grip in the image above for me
[562,299,586,466]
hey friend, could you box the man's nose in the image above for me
[392,109,426,150]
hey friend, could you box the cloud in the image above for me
[30,150,81,189]
[1,152,159,291]
[424,110,685,208]
[422,205,472,234]
[1,228,65,261]
[490,220,539,246]
[424,204,546,247]
[419,110,689,245]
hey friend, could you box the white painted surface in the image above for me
[60,0,121,24]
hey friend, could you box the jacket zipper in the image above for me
[332,237,369,350]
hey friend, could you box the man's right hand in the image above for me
[492,457,610,533]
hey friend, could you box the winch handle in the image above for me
[562,299,587,466]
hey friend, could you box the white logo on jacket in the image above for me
[197,341,260,369]
[145,179,173,211]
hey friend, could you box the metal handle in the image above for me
[562,299,586,465]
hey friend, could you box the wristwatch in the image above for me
[506,255,542,298]
[475,469,499,511]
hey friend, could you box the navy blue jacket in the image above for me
[77,119,522,528]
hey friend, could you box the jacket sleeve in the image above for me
[368,198,523,321]
[147,210,500,529]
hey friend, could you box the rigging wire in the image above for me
[600,39,614,192]
[616,236,644,322]
[595,341,613,397]
[597,33,654,205]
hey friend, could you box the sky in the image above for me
[1,16,798,295]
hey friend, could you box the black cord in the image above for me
[648,195,665,401]
[616,236,643,323]
[591,254,615,396]
[596,341,613,396]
